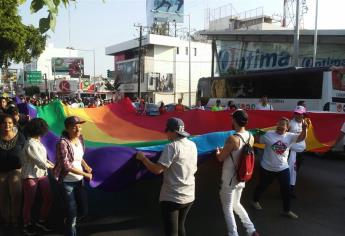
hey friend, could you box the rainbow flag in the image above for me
[30,98,343,191]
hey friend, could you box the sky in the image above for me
[18,0,345,76]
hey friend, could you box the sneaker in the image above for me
[35,220,53,232]
[23,224,37,236]
[251,231,260,236]
[251,201,263,210]
[283,211,299,219]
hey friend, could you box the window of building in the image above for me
[176,47,179,55]
[185,47,188,55]
[194,48,197,56]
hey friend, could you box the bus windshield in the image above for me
[205,69,323,99]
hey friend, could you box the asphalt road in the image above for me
[1,153,345,236]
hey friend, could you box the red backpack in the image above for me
[231,133,255,182]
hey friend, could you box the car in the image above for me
[133,102,160,116]
[146,103,160,116]
[164,103,190,112]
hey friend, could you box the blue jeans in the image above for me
[61,181,88,236]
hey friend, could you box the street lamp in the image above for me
[151,10,192,107]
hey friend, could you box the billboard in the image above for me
[115,59,138,84]
[217,41,345,74]
[51,57,84,78]
[147,0,184,25]
[146,72,174,92]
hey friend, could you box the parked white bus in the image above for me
[197,67,345,112]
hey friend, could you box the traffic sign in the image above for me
[27,71,42,84]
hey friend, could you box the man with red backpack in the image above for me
[216,109,259,236]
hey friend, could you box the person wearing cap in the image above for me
[215,109,259,236]
[211,99,223,112]
[252,117,310,219]
[136,117,197,236]
[53,116,92,236]
[288,106,308,198]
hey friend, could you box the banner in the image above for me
[26,98,344,191]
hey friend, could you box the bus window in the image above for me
[209,70,323,99]
[332,70,345,91]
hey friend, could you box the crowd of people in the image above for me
[0,96,93,236]
[0,94,343,236]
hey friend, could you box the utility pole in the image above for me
[135,24,143,99]
[312,0,319,67]
[293,0,300,67]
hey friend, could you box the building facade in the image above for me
[105,34,212,106]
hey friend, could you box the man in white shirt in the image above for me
[256,96,273,110]
[252,117,309,219]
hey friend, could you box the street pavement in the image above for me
[1,153,345,236]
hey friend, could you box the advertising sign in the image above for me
[1,68,18,83]
[146,72,174,92]
[217,41,345,74]
[55,79,79,93]
[147,0,184,25]
[52,57,84,78]
[115,59,138,84]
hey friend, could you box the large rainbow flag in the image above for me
[28,98,344,191]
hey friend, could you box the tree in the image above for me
[29,0,74,33]
[0,0,46,68]
[27,0,104,33]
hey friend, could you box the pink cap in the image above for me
[294,105,306,114]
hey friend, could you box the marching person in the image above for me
[216,109,259,236]
[252,117,310,219]
[256,96,273,110]
[136,117,197,236]
[53,116,93,236]
[212,99,223,112]
[0,114,26,228]
[21,118,54,235]
[288,106,308,198]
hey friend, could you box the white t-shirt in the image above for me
[260,130,299,172]
[158,137,198,204]
[289,119,303,134]
[256,103,273,110]
[64,140,84,182]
